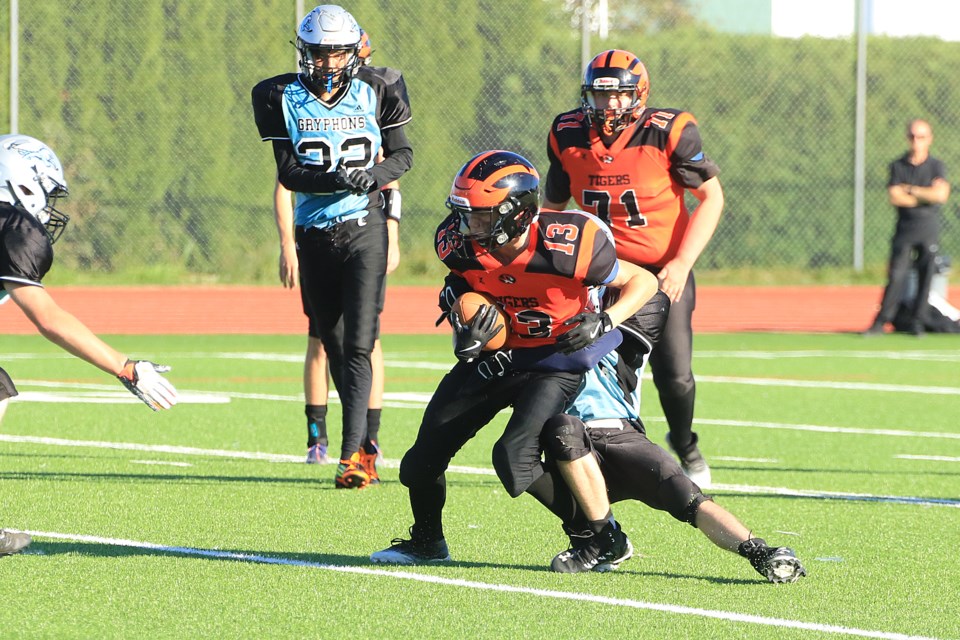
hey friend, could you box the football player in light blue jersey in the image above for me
[271,27,400,482]
[540,292,807,583]
[252,5,412,489]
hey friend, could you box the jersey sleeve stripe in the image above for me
[380,117,412,130]
[574,217,599,281]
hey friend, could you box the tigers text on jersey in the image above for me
[545,107,720,267]
[435,209,618,349]
[0,203,53,300]
[252,66,411,229]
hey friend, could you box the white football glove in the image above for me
[117,360,178,411]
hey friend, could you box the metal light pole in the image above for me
[853,0,869,271]
[9,0,19,133]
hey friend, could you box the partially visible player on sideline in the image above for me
[0,134,178,557]
[542,49,724,488]
[252,5,413,489]
[272,27,401,478]
[541,293,806,583]
[371,150,659,572]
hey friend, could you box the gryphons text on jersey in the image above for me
[252,66,411,229]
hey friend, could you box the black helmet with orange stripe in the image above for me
[445,150,540,252]
[581,49,649,134]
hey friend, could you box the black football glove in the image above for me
[451,304,504,362]
[477,349,513,380]
[556,311,613,354]
[436,284,460,327]
[335,160,376,195]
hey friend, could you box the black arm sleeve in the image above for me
[273,141,343,194]
[369,126,413,188]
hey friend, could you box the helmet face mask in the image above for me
[296,5,362,93]
[445,151,541,255]
[581,50,649,134]
[0,134,70,243]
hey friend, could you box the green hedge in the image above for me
[1,2,957,284]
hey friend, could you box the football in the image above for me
[451,291,509,351]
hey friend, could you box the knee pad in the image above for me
[398,445,445,489]
[540,414,592,463]
[659,472,710,525]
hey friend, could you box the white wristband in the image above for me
[382,188,401,222]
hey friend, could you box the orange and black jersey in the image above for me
[545,107,719,268]
[435,209,618,349]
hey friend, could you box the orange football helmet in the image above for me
[445,150,540,252]
[581,49,649,133]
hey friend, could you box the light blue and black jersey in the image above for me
[252,66,412,230]
[566,351,645,423]
[282,78,382,227]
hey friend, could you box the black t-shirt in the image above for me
[0,203,53,301]
[888,153,948,229]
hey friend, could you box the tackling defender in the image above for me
[542,293,807,583]
[0,134,178,557]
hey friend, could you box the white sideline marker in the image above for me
[20,530,945,640]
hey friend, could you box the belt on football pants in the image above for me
[583,418,629,430]
[303,213,368,232]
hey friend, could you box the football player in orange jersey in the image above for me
[542,49,725,488]
[371,150,660,573]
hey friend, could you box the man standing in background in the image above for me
[865,119,950,337]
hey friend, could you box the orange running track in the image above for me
[4,284,952,335]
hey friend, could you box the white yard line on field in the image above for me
[695,375,960,396]
[696,350,960,363]
[1,434,957,509]
[14,530,945,640]
[894,455,960,463]
[647,417,960,441]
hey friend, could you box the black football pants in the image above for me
[296,214,387,460]
[649,270,697,451]
[398,361,582,539]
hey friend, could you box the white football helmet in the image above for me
[0,134,69,242]
[296,5,362,92]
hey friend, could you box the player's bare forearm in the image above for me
[913,178,951,204]
[273,179,298,288]
[676,177,724,268]
[386,218,400,274]
[8,284,127,376]
[604,261,659,327]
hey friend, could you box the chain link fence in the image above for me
[2,0,958,286]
